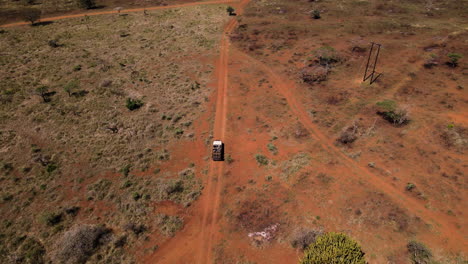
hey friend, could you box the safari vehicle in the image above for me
[212,140,224,161]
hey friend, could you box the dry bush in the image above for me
[155,214,183,237]
[337,122,359,144]
[52,225,112,264]
[407,240,432,264]
[300,66,329,84]
[440,125,467,152]
[291,228,324,250]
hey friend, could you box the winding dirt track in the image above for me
[0,0,236,28]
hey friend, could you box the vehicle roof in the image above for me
[213,140,223,145]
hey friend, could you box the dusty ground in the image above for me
[0,0,466,263]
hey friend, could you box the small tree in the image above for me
[447,53,462,67]
[311,10,321,19]
[35,86,50,102]
[227,6,235,16]
[21,8,41,25]
[64,79,79,97]
[77,0,96,9]
[300,232,366,264]
[126,98,144,111]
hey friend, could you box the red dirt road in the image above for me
[0,0,236,28]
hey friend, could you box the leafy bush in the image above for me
[227,6,235,15]
[407,240,432,264]
[376,100,410,125]
[21,8,41,25]
[311,10,321,19]
[300,232,366,264]
[53,225,111,264]
[126,98,144,111]
[406,183,416,191]
[255,154,269,166]
[447,53,462,67]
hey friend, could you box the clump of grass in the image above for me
[255,154,269,166]
[87,179,112,200]
[280,153,311,181]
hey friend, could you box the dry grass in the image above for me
[0,4,229,262]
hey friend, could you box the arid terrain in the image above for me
[0,0,466,263]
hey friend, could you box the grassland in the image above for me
[0,4,228,263]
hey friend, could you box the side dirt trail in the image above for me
[0,0,236,27]
[232,48,466,251]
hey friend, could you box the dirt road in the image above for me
[0,0,236,27]
[196,2,250,263]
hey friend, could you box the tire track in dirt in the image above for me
[196,2,250,263]
[232,48,466,248]
[0,0,236,27]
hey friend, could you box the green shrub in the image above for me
[267,143,278,155]
[447,53,462,67]
[255,154,269,166]
[126,98,144,111]
[64,80,79,97]
[227,6,235,15]
[40,212,63,226]
[406,183,416,191]
[407,240,432,264]
[46,163,58,173]
[376,100,410,125]
[300,232,366,264]
[314,46,339,66]
[121,164,131,177]
[311,10,321,19]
